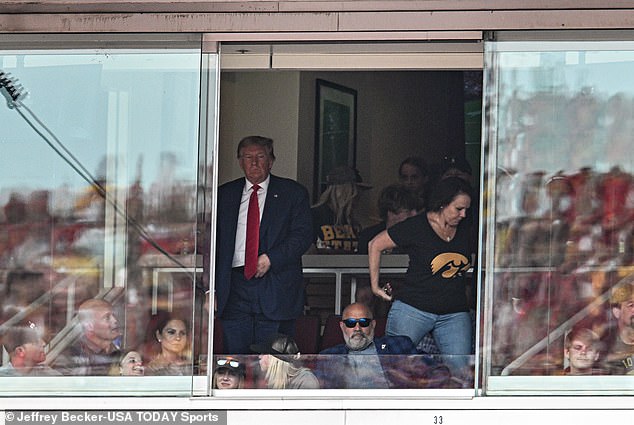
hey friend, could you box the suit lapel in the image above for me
[259,175,278,238]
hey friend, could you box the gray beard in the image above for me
[346,332,372,351]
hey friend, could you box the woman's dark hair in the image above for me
[154,312,189,336]
[426,176,473,213]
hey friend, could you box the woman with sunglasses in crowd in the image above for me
[250,334,319,389]
[212,356,245,389]
[146,314,192,376]
[368,176,474,380]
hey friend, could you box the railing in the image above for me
[0,268,130,366]
[499,268,634,376]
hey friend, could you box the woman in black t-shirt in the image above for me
[368,177,474,360]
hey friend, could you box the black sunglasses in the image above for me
[342,318,372,328]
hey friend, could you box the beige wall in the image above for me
[5,2,634,33]
[222,70,467,226]
[218,71,300,184]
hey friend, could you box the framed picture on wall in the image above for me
[314,79,357,198]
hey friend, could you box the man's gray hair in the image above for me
[236,135,275,160]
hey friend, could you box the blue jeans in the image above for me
[386,300,472,354]
[386,300,472,380]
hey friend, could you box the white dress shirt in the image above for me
[232,175,269,267]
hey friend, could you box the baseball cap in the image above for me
[250,333,301,363]
[214,356,245,376]
[611,282,634,305]
[325,166,372,188]
[442,156,472,176]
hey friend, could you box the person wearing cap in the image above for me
[439,156,473,184]
[214,136,313,354]
[311,165,371,253]
[315,303,417,388]
[212,356,245,389]
[0,324,60,376]
[604,282,634,374]
[250,334,319,389]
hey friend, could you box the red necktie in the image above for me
[244,184,260,279]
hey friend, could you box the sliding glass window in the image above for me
[483,39,634,394]
[0,36,209,395]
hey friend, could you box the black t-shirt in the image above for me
[311,204,359,252]
[358,222,407,255]
[387,213,471,315]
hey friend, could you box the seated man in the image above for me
[604,282,634,375]
[316,302,417,388]
[0,324,60,376]
[51,298,121,375]
[562,327,604,375]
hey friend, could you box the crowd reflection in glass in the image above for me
[0,154,199,377]
[491,82,634,375]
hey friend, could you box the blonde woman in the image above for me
[212,356,245,389]
[251,334,319,389]
[311,166,371,253]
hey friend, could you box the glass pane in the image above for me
[0,42,203,395]
[483,40,634,392]
[209,354,474,391]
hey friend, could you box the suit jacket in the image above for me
[315,335,418,388]
[319,335,417,355]
[215,174,312,320]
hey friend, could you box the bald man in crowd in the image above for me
[316,302,417,388]
[51,298,121,375]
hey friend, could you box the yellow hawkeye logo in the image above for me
[431,252,470,278]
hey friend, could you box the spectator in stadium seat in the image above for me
[0,323,60,376]
[212,356,246,389]
[604,282,634,375]
[251,334,319,389]
[146,315,191,376]
[315,302,417,388]
[109,350,145,376]
[51,298,121,376]
[562,327,604,375]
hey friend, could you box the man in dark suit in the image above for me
[215,136,312,354]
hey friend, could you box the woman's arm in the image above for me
[368,230,398,301]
